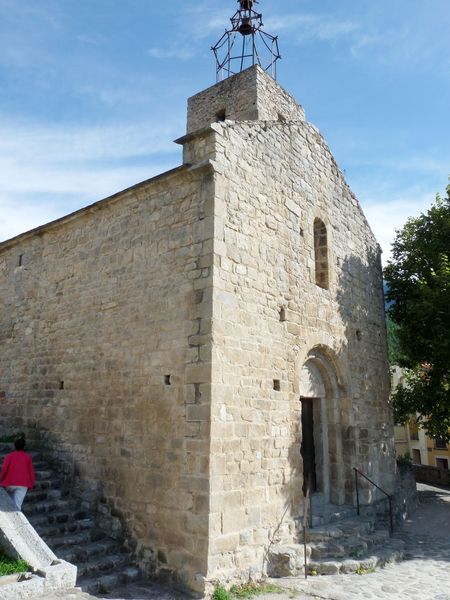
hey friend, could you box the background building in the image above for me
[392,366,450,469]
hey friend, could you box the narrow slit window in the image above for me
[313,218,329,290]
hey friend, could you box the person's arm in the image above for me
[28,456,35,489]
[0,455,10,484]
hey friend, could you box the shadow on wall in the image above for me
[282,245,394,531]
[334,247,395,504]
[1,426,134,545]
[1,423,174,583]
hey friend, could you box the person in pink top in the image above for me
[0,437,35,510]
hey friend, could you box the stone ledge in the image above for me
[0,488,77,598]
[414,464,450,487]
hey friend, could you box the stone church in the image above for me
[0,63,396,593]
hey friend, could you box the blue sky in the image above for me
[0,0,449,262]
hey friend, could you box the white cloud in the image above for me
[0,157,177,243]
[76,34,106,47]
[362,190,436,264]
[265,12,359,42]
[180,3,230,41]
[0,121,179,165]
[155,7,360,66]
[343,149,449,264]
[0,120,182,242]
[349,31,390,56]
[147,47,195,61]
[264,6,449,76]
[351,155,450,178]
[0,159,172,197]
[0,196,68,243]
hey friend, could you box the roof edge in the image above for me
[0,165,187,252]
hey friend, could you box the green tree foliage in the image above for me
[384,184,450,441]
[386,314,404,366]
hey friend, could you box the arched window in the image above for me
[314,218,329,289]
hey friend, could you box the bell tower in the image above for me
[184,66,305,137]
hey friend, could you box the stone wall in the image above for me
[0,166,214,594]
[187,66,305,135]
[393,463,417,524]
[414,464,450,486]
[183,68,395,584]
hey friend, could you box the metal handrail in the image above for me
[353,467,394,535]
[302,474,312,579]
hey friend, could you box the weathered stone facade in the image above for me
[0,66,396,595]
[0,167,214,592]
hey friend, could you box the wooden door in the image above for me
[300,397,317,495]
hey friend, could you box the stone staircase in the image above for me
[268,494,405,578]
[0,443,141,594]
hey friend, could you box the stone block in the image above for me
[211,533,239,553]
[0,489,57,569]
[186,404,210,423]
[186,364,211,384]
[222,508,248,534]
[0,490,77,596]
[267,544,306,577]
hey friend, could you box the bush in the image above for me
[397,452,413,467]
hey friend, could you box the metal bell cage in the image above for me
[212,0,281,82]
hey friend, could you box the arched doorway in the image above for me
[299,349,344,505]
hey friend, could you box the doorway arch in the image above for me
[299,348,344,505]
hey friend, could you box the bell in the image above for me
[240,0,253,10]
[238,17,254,35]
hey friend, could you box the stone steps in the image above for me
[297,496,357,528]
[34,477,64,492]
[269,506,404,578]
[25,487,64,503]
[33,469,54,480]
[77,552,131,578]
[79,566,141,595]
[307,539,405,575]
[34,517,96,539]
[58,539,119,563]
[48,528,107,550]
[0,445,141,592]
[32,460,50,469]
[310,537,368,560]
[306,518,374,542]
[23,497,74,515]
[0,444,39,456]
[28,507,90,528]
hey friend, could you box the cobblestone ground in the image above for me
[30,580,187,600]
[33,483,450,600]
[273,482,450,600]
